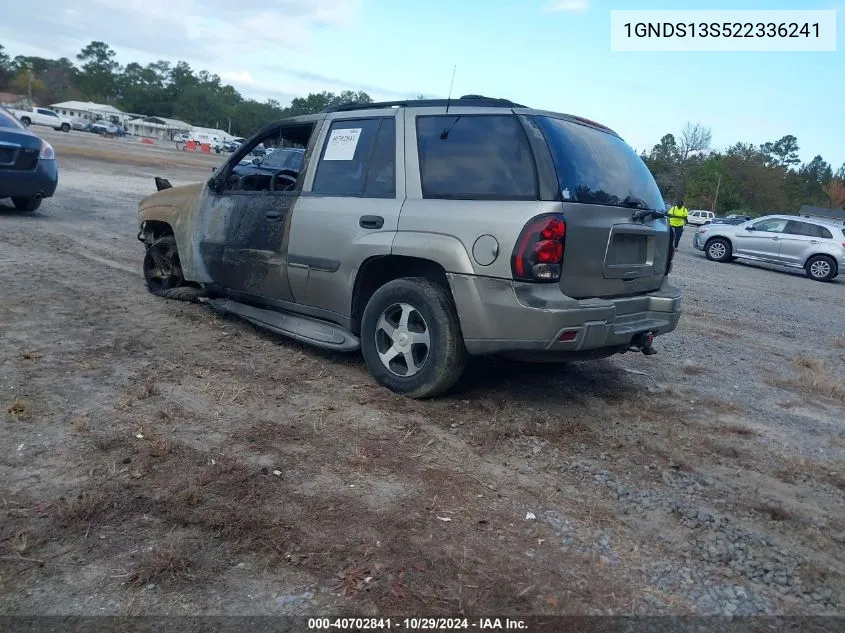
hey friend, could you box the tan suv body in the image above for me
[138,96,682,397]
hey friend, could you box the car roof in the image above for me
[759,214,844,229]
[318,94,620,137]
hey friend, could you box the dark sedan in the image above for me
[0,107,58,211]
[233,147,305,177]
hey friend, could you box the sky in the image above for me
[1,0,843,167]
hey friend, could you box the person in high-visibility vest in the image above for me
[667,200,689,249]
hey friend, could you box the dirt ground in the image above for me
[1,128,844,618]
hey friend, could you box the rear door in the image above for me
[733,217,788,260]
[287,111,404,318]
[530,115,671,299]
[780,220,831,266]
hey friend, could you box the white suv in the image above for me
[687,209,715,226]
[693,215,845,282]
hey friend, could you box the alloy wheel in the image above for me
[374,302,431,377]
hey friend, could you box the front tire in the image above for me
[705,238,732,262]
[20,117,31,126]
[60,123,70,132]
[805,255,836,282]
[361,278,467,399]
[12,196,41,212]
[142,235,204,301]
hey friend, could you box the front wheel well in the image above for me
[351,256,451,335]
[140,220,174,244]
[704,236,731,249]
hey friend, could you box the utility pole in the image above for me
[712,174,722,213]
[228,117,231,135]
[27,70,33,106]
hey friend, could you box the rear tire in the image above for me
[805,255,836,282]
[20,117,31,126]
[12,196,41,212]
[704,238,732,263]
[361,277,467,399]
[142,235,204,301]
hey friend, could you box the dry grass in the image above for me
[754,502,794,522]
[19,349,42,361]
[714,423,757,437]
[768,357,845,405]
[698,397,744,415]
[71,417,90,433]
[128,540,197,587]
[6,397,31,420]
[681,362,706,376]
[800,562,830,591]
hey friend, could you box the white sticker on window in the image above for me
[323,127,362,161]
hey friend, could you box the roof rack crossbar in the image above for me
[321,95,527,113]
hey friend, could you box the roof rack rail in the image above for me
[321,94,527,113]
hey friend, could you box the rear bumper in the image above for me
[448,274,682,357]
[0,160,58,199]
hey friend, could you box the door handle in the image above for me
[810,240,820,244]
[771,237,780,240]
[359,215,384,229]
[265,212,282,220]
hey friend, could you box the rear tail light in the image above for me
[38,140,55,160]
[511,214,566,282]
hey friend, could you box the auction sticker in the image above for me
[324,128,362,161]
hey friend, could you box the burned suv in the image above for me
[138,95,681,398]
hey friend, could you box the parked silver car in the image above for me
[693,215,845,282]
[137,95,682,398]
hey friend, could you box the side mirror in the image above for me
[211,166,216,172]
[745,226,754,231]
[252,158,260,165]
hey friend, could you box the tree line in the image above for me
[0,41,374,137]
[642,123,845,215]
[2,41,843,215]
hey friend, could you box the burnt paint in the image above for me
[196,189,298,301]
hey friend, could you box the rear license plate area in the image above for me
[608,233,648,266]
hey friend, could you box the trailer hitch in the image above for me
[628,331,657,356]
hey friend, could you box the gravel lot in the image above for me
[1,128,844,619]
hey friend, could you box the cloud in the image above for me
[544,0,589,13]
[220,71,256,86]
[0,0,361,63]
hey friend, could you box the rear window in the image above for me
[416,115,537,200]
[0,108,26,130]
[534,116,664,211]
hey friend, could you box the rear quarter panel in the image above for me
[399,106,561,278]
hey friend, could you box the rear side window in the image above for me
[312,117,395,197]
[785,221,830,238]
[416,115,537,200]
[533,116,663,211]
